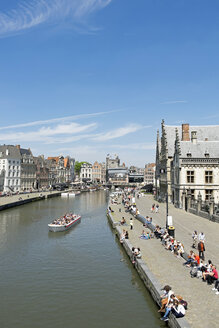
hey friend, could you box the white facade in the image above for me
[156,121,219,205]
[80,163,92,182]
[0,146,21,193]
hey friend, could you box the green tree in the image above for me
[74,161,91,174]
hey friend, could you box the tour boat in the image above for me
[48,214,81,232]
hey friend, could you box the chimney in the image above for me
[182,124,190,141]
[191,131,197,144]
[205,138,208,141]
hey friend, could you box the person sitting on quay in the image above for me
[132,247,142,263]
[120,230,126,243]
[154,226,162,239]
[212,274,219,295]
[183,251,197,267]
[120,217,126,225]
[108,206,114,213]
[158,285,174,313]
[130,218,133,230]
[203,265,218,285]
[139,230,151,240]
[176,242,185,258]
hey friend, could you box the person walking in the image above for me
[192,230,198,248]
[199,232,206,243]
[130,218,133,230]
[198,241,205,260]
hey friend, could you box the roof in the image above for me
[64,157,69,168]
[20,148,32,156]
[180,141,219,158]
[164,125,219,157]
[47,157,59,163]
[0,145,21,159]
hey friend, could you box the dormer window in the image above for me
[205,151,209,158]
[187,152,192,158]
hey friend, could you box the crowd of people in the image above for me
[51,213,76,225]
[109,187,219,323]
[154,226,185,258]
[159,285,187,321]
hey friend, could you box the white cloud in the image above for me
[92,124,150,141]
[0,122,96,143]
[0,0,112,36]
[161,100,188,105]
[0,110,118,131]
[108,143,155,150]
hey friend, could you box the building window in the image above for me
[187,171,194,183]
[205,189,213,201]
[205,171,213,183]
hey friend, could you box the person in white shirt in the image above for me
[171,300,186,318]
[158,285,174,312]
[199,232,205,243]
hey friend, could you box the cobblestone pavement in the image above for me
[110,195,219,328]
[136,194,219,269]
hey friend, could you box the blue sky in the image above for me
[1,0,219,167]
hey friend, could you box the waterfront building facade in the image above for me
[106,154,128,184]
[156,121,219,206]
[0,145,21,193]
[144,163,156,185]
[47,156,71,185]
[17,145,37,191]
[129,166,144,183]
[92,161,106,184]
[80,163,92,183]
[34,155,49,189]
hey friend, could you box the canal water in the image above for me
[0,191,164,328]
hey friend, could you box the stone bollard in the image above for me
[187,189,192,210]
[209,196,214,217]
[197,192,202,214]
[182,188,186,210]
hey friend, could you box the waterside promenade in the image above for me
[0,190,62,210]
[109,195,219,328]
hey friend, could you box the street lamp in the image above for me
[166,193,169,229]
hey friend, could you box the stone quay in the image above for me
[108,193,219,328]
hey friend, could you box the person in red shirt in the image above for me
[203,265,218,285]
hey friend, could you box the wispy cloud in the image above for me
[108,143,155,150]
[0,110,119,131]
[0,0,112,37]
[0,122,97,143]
[92,124,150,141]
[161,100,188,105]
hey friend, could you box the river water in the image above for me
[0,191,164,328]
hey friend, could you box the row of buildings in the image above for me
[0,145,75,193]
[155,120,219,206]
[79,154,155,186]
[0,144,155,193]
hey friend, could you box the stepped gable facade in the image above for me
[156,121,219,206]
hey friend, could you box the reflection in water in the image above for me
[0,191,163,328]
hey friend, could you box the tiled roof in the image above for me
[0,145,21,159]
[180,141,219,158]
[164,125,219,157]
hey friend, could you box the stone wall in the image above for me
[107,211,190,328]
